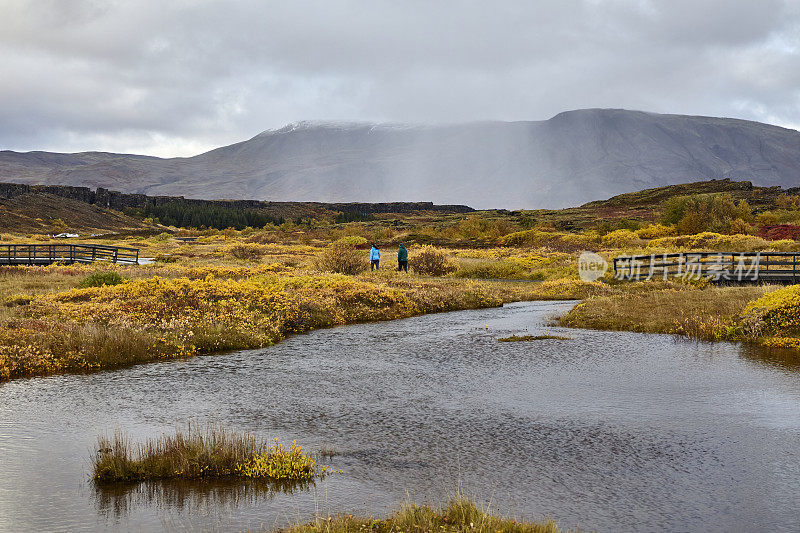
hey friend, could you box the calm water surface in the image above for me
[1,301,799,532]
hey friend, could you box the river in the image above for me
[1,301,799,532]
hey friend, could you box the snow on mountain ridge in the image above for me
[255,120,437,138]
[2,109,800,209]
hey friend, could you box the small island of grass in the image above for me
[93,424,332,483]
[498,335,571,342]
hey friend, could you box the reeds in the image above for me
[283,498,563,533]
[498,335,570,342]
[93,423,327,483]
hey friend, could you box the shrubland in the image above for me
[0,254,562,380]
[5,181,800,380]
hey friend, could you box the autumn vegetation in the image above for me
[281,498,564,533]
[4,181,800,381]
[93,423,330,483]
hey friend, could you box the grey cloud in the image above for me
[0,0,798,155]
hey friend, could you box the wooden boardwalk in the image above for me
[0,244,139,266]
[613,252,800,283]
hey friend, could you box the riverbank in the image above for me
[4,299,798,531]
[557,282,800,352]
[0,262,607,381]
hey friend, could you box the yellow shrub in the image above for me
[499,230,599,251]
[235,439,321,480]
[647,235,691,249]
[227,243,268,260]
[688,232,770,252]
[728,218,753,235]
[636,224,676,239]
[601,229,640,248]
[757,211,779,226]
[742,285,800,333]
[759,337,800,349]
[767,239,800,252]
[648,232,776,252]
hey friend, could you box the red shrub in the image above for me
[758,224,800,241]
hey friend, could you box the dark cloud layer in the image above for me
[1,0,798,156]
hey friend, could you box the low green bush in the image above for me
[78,272,128,288]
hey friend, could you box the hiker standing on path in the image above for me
[397,243,408,272]
[370,244,381,270]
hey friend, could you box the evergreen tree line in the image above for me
[334,211,375,223]
[140,201,285,230]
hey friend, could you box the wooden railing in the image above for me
[0,244,139,265]
[613,252,800,283]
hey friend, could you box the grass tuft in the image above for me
[92,423,331,483]
[498,335,571,342]
[281,498,564,532]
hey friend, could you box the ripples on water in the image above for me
[1,301,799,532]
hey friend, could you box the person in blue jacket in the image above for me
[370,244,381,270]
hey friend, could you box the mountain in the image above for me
[1,109,799,209]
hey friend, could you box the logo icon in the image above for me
[578,251,608,282]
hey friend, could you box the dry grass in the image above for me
[498,335,570,342]
[453,260,530,280]
[0,267,82,300]
[559,285,777,339]
[281,498,564,533]
[93,423,326,483]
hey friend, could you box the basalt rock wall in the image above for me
[0,182,474,214]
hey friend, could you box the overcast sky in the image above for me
[1,0,799,157]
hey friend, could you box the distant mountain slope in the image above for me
[1,109,799,209]
[0,193,149,233]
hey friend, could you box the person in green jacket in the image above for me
[397,243,408,272]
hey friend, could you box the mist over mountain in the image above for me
[1,109,799,209]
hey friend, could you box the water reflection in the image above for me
[2,301,800,532]
[739,342,800,370]
[93,478,314,522]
